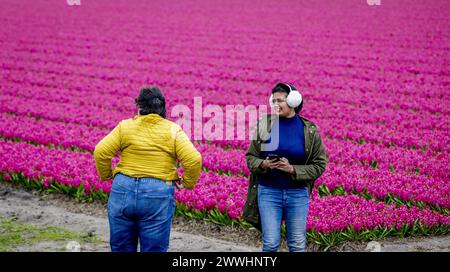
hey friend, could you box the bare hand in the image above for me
[271,157,295,174]
[260,157,280,170]
[175,177,185,190]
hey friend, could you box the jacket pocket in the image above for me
[243,174,260,226]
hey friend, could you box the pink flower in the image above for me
[3,173,11,182]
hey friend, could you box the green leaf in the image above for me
[370,160,378,169]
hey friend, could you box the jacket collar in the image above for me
[265,114,317,130]
[133,113,164,124]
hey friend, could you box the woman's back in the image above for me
[94,86,201,252]
[94,113,201,189]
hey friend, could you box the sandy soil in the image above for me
[0,182,258,252]
[0,182,448,252]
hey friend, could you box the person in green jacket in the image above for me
[243,83,329,252]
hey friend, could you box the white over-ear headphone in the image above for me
[269,83,303,108]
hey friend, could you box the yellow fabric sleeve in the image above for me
[175,127,202,189]
[94,122,122,180]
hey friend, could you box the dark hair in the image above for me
[135,86,166,118]
[271,83,303,113]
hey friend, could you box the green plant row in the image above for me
[1,171,109,204]
[317,183,450,216]
[2,171,449,251]
[308,222,449,251]
[174,203,253,228]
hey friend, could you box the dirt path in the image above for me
[0,182,258,252]
[0,182,448,252]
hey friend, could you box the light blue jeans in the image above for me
[107,173,175,252]
[258,184,309,252]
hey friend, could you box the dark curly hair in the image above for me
[271,83,303,113]
[135,86,166,118]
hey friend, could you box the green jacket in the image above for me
[243,114,329,229]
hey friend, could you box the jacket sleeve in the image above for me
[94,122,122,181]
[245,118,268,175]
[245,140,269,175]
[292,130,329,181]
[175,127,202,189]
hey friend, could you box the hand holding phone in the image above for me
[260,154,282,170]
[267,154,280,162]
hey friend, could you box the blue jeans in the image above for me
[258,184,309,252]
[107,173,175,252]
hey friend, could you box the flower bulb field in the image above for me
[0,0,449,249]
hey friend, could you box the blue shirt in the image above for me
[258,115,306,189]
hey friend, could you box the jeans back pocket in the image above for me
[107,190,127,218]
[138,194,174,221]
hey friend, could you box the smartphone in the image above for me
[267,154,280,162]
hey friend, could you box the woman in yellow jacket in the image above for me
[94,86,202,252]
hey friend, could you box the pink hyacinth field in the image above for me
[0,0,449,249]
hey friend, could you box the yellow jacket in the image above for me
[94,114,202,189]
